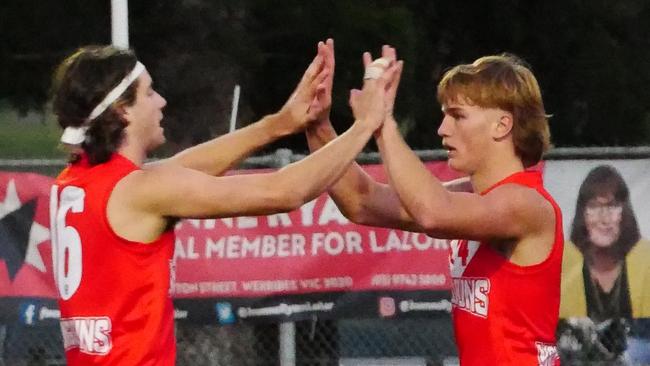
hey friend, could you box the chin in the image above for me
[595,241,616,248]
[147,137,166,151]
[447,159,469,174]
[589,237,617,249]
[156,130,166,144]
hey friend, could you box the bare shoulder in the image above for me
[112,163,188,206]
[486,184,556,264]
[487,183,555,231]
[107,165,185,242]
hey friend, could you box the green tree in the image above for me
[0,0,110,115]
[1,0,649,153]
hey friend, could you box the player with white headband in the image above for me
[49,43,398,365]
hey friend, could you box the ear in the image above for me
[115,104,132,125]
[493,112,513,140]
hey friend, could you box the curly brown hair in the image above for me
[51,45,139,165]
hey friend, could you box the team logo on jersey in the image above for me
[60,316,112,355]
[449,240,490,317]
[535,342,559,366]
[449,240,480,278]
[450,277,490,317]
[216,302,236,324]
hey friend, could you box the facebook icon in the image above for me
[215,302,236,325]
[19,302,37,325]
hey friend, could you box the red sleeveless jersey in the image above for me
[50,154,175,365]
[449,171,563,365]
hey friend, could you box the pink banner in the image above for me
[0,172,55,297]
[0,163,464,300]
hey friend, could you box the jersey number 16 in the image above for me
[49,185,85,300]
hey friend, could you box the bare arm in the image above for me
[133,119,380,219]
[377,118,550,242]
[110,53,399,242]
[305,41,421,230]
[306,119,422,230]
[155,113,305,176]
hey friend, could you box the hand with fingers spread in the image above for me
[349,50,400,132]
[275,43,331,135]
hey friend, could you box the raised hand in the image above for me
[275,42,331,135]
[311,38,335,123]
[349,50,400,132]
[380,45,403,122]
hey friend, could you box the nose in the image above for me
[599,209,618,222]
[158,93,167,109]
[587,207,617,225]
[438,115,452,137]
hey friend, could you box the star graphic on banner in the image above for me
[0,179,50,280]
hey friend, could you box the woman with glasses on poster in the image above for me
[559,164,650,363]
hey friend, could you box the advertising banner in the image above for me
[0,163,464,325]
[544,160,650,362]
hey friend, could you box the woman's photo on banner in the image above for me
[545,162,650,364]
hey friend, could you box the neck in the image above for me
[470,154,525,193]
[117,137,147,167]
[587,247,622,273]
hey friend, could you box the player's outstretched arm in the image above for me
[116,55,398,224]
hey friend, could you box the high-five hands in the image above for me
[277,39,403,137]
[276,41,332,135]
[349,47,402,132]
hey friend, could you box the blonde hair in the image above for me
[437,54,550,167]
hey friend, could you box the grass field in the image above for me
[0,106,64,159]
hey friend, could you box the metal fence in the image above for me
[1,318,457,366]
[2,147,650,366]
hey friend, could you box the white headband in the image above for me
[60,126,89,145]
[60,61,146,145]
